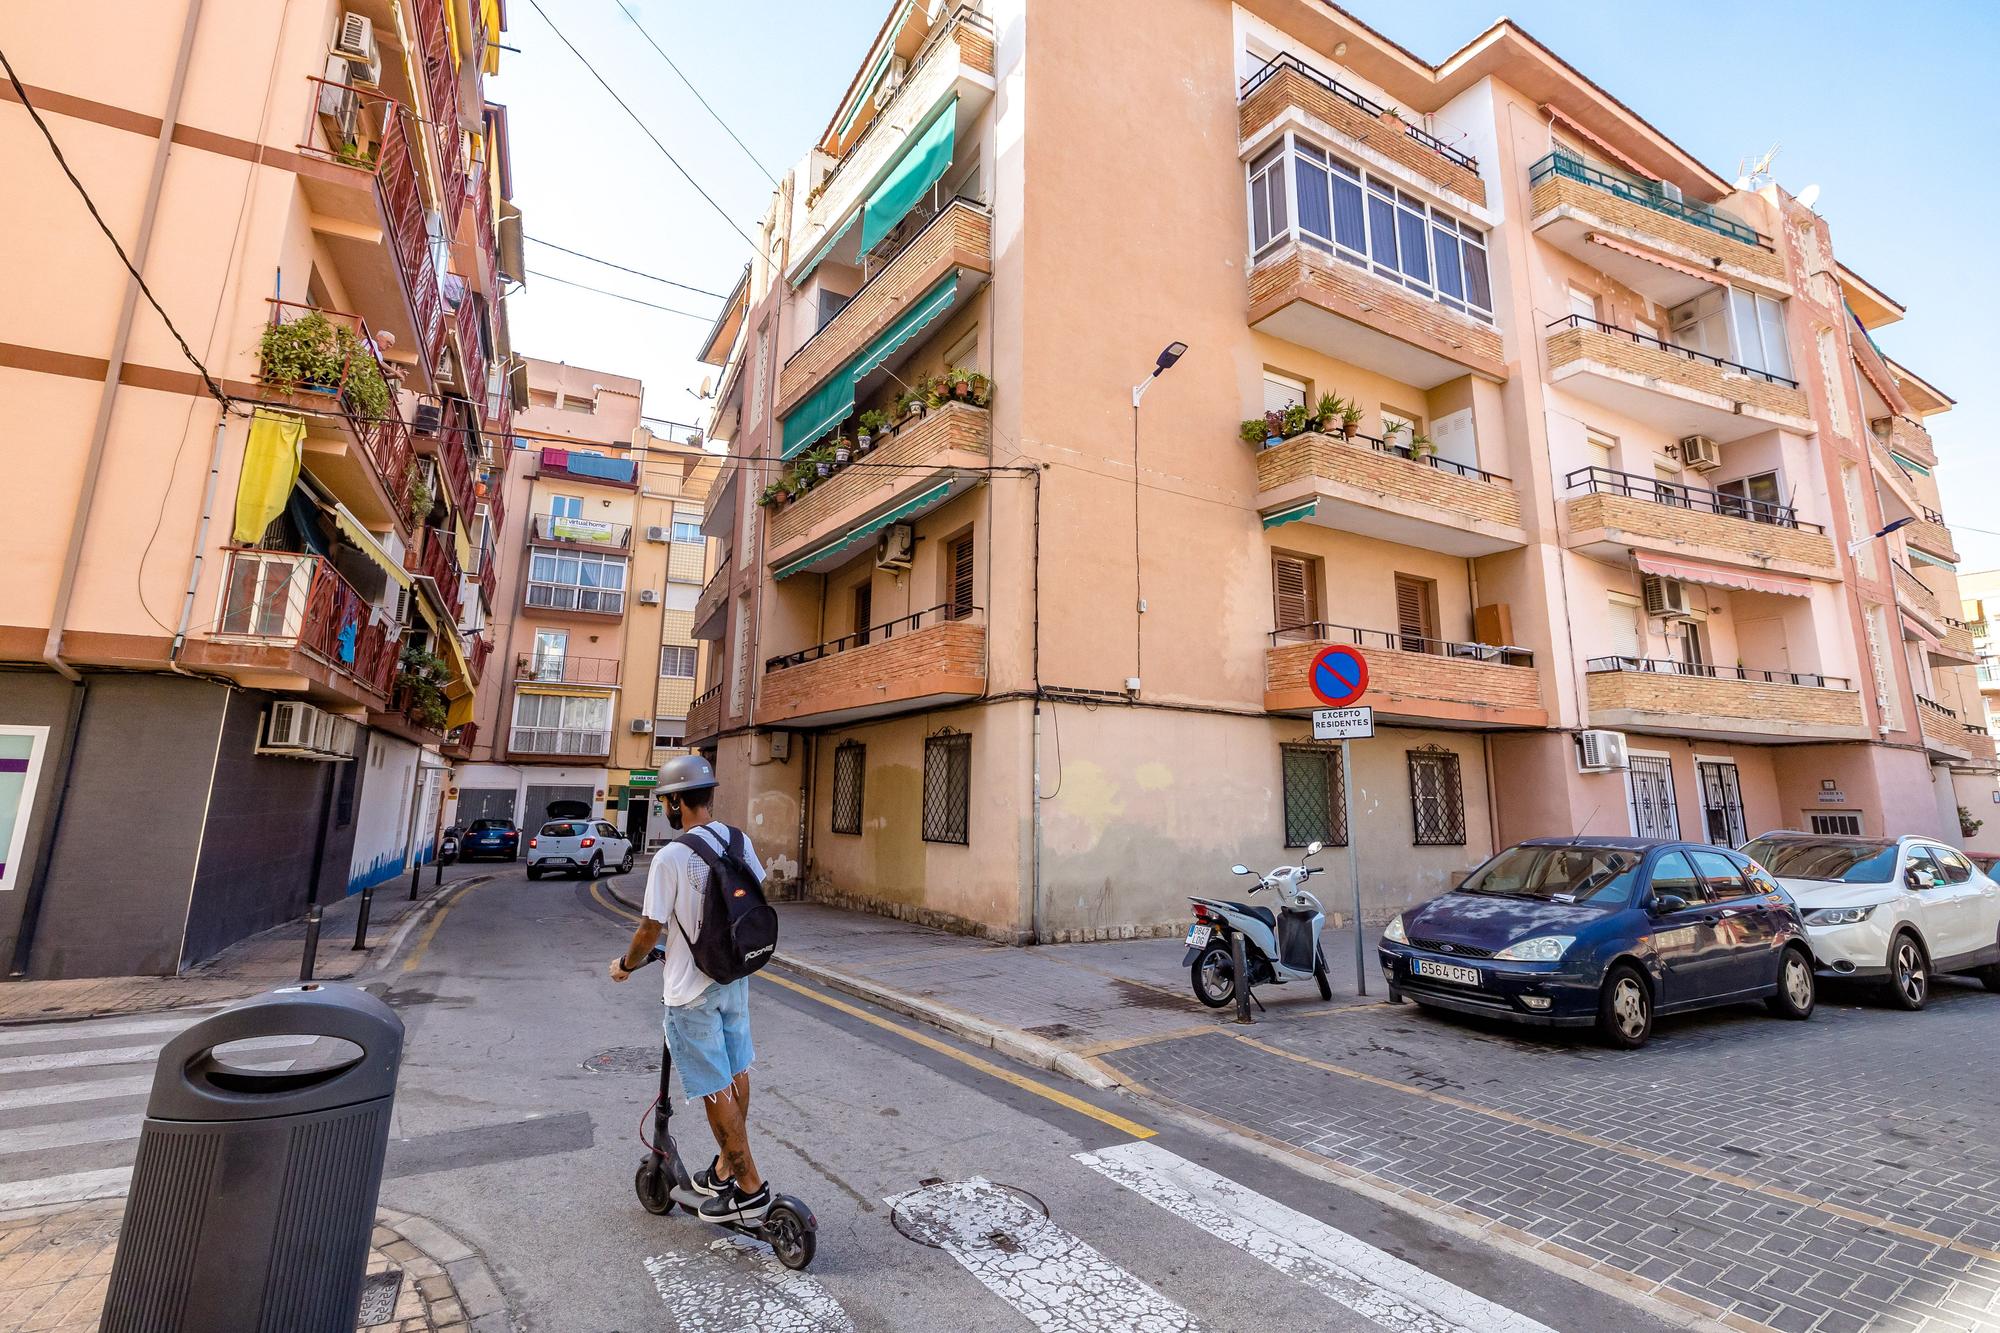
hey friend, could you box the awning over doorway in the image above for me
[1634,553,1811,598]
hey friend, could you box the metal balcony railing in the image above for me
[1269,621,1534,666]
[414,526,462,617]
[509,727,611,757]
[409,0,467,220]
[215,549,399,697]
[1238,51,1478,173]
[514,653,621,686]
[766,602,982,673]
[467,633,491,680]
[1917,694,1959,721]
[1585,657,1849,689]
[259,299,415,514]
[1564,465,1820,532]
[442,722,477,758]
[1545,313,1799,389]
[1268,428,1508,484]
[525,581,626,616]
[1529,149,1768,248]
[530,513,632,548]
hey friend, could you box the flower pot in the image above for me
[1265,434,1285,448]
[856,431,873,452]
[834,446,852,464]
[816,462,831,478]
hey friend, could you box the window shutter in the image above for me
[1608,598,1641,661]
[1272,555,1313,634]
[949,536,975,618]
[1395,575,1430,650]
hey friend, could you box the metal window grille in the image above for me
[1809,813,1862,836]
[1280,743,1347,848]
[922,731,971,845]
[831,741,865,836]
[1627,755,1679,839]
[1407,746,1466,846]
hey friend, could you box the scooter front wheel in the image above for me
[763,1202,816,1270]
[1190,939,1237,1009]
[635,1157,673,1215]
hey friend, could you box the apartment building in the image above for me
[0,0,520,977]
[449,358,715,845]
[1959,570,2000,858]
[686,0,1995,944]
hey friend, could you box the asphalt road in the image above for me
[370,864,1678,1331]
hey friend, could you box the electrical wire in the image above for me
[524,234,729,297]
[611,0,779,187]
[524,269,718,320]
[522,0,762,254]
[0,45,238,413]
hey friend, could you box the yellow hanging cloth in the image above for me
[446,691,476,729]
[232,410,306,544]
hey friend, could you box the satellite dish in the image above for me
[1796,183,1821,210]
[698,375,714,398]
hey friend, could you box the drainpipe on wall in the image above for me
[42,0,206,683]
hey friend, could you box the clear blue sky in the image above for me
[493,0,1999,567]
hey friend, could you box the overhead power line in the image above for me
[525,269,718,320]
[523,0,763,254]
[524,234,729,298]
[612,0,780,188]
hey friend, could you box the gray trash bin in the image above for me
[101,983,404,1333]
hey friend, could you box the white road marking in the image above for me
[1077,1140,1557,1333]
[885,1177,1209,1332]
[0,1114,148,1157]
[0,1073,155,1112]
[0,1034,313,1075]
[0,1166,133,1211]
[0,1013,215,1047]
[644,1236,852,1333]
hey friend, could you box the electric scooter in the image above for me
[1183,840,1334,1008]
[630,948,818,1270]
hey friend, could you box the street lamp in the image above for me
[1131,342,1188,407]
[1848,515,1915,558]
[1129,342,1188,693]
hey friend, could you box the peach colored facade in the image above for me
[687,0,1989,942]
[0,0,520,975]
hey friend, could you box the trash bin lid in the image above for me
[145,983,404,1122]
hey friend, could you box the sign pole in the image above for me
[1305,645,1373,998]
[1343,738,1365,996]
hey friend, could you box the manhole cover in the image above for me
[356,1270,403,1324]
[582,1046,660,1074]
[890,1179,1048,1249]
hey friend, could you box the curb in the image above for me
[365,873,496,978]
[374,1206,514,1332]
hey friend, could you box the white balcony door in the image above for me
[1607,594,1643,663]
[533,629,568,681]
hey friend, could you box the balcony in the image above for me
[1563,467,1837,580]
[466,633,491,682]
[1237,53,1483,206]
[449,283,489,401]
[769,403,991,575]
[507,727,612,759]
[1873,414,1936,470]
[524,579,625,618]
[702,458,742,539]
[1527,151,1785,301]
[692,560,730,641]
[686,684,723,747]
[514,654,621,687]
[414,397,479,519]
[185,549,399,703]
[1586,658,1865,742]
[1254,430,1524,557]
[413,525,463,619]
[530,512,632,551]
[536,447,638,489]
[1932,617,1979,666]
[1895,561,1949,633]
[1264,625,1544,728]
[1908,506,1959,564]
[441,722,477,761]
[1917,696,1998,768]
[776,200,994,446]
[760,605,985,727]
[1543,315,1811,442]
[259,300,414,534]
[408,0,467,220]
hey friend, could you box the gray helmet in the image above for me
[656,753,717,796]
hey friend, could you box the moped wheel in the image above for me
[1313,949,1333,1001]
[764,1203,816,1270]
[1190,939,1236,1009]
[635,1157,672,1215]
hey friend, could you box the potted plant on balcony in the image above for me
[965,371,992,407]
[395,643,451,731]
[1282,401,1309,438]
[1262,409,1288,447]
[813,444,836,479]
[1408,429,1437,461]
[258,310,345,396]
[1240,417,1271,447]
[1380,418,1409,453]
[404,471,433,526]
[833,435,853,466]
[758,482,783,509]
[944,365,975,402]
[1337,399,1363,439]
[857,409,888,453]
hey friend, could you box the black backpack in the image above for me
[673,825,779,983]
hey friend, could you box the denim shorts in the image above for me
[663,977,754,1100]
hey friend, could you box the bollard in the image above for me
[101,984,404,1333]
[435,852,444,887]
[351,883,375,951]
[1231,931,1253,1025]
[299,903,323,982]
[408,847,424,900]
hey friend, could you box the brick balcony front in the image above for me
[1874,415,1937,469]
[777,202,993,416]
[760,616,985,728]
[1255,431,1524,557]
[1265,635,1545,728]
[1586,664,1867,742]
[1527,169,1785,296]
[1564,489,1838,580]
[1906,513,1959,564]
[768,403,990,571]
[685,684,723,747]
[1544,320,1812,442]
[1896,562,1947,632]
[692,558,730,641]
[1918,699,1998,768]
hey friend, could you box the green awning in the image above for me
[793,210,858,286]
[1890,450,1931,478]
[1911,548,1956,571]
[775,480,952,580]
[859,98,957,253]
[779,270,962,459]
[1262,499,1318,529]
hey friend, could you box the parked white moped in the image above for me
[1183,841,1333,1008]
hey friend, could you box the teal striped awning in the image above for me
[775,480,953,580]
[859,97,957,253]
[1262,499,1317,529]
[1890,450,1931,478]
[1910,548,1956,571]
[779,270,963,459]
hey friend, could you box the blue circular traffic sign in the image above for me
[1308,646,1369,707]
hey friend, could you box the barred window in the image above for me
[922,731,971,844]
[1407,746,1466,846]
[1280,743,1347,848]
[1809,812,1862,836]
[831,741,865,836]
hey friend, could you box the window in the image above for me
[1568,288,1598,324]
[550,494,583,520]
[942,327,979,371]
[531,629,569,680]
[1272,553,1319,637]
[510,692,611,753]
[1717,471,1782,517]
[1688,847,1752,900]
[831,741,865,836]
[527,549,627,614]
[1263,371,1308,415]
[1668,290,1729,359]
[1728,288,1793,380]
[1809,812,1863,836]
[1928,846,1975,884]
[852,582,873,646]
[1280,743,1348,848]
[652,720,685,748]
[671,516,703,544]
[817,288,850,330]
[1407,747,1466,846]
[1648,851,1705,904]
[1672,621,1707,672]
[1586,429,1616,474]
[946,534,975,620]
[1394,574,1437,653]
[559,394,595,414]
[1606,594,1643,662]
[1380,407,1422,447]
[659,645,696,678]
[922,732,971,844]
[1249,134,1493,323]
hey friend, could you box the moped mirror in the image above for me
[1651,893,1689,914]
[1305,841,1323,858]
[1230,864,1252,876]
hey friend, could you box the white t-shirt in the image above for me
[641,821,766,1008]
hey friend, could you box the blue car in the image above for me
[1378,837,1816,1048]
[459,818,520,862]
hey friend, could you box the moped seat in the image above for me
[1221,901,1274,929]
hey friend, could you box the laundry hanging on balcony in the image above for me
[232,410,306,544]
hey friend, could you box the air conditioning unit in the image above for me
[327,716,361,758]
[316,57,359,140]
[877,522,915,571]
[332,11,382,85]
[1658,180,1684,205]
[1676,434,1722,472]
[264,700,315,750]
[638,589,661,605]
[1577,729,1630,772]
[629,718,654,734]
[309,708,338,755]
[874,56,909,108]
[644,525,669,543]
[1642,574,1694,618]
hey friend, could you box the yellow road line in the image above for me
[400,881,488,973]
[592,880,637,920]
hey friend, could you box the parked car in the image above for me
[1739,831,2000,1009]
[526,819,634,880]
[1378,837,1815,1049]
[458,818,520,862]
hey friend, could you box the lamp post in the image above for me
[1847,515,1915,559]
[1129,342,1188,692]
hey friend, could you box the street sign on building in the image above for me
[627,769,659,789]
[1307,645,1369,708]
[1313,706,1375,740]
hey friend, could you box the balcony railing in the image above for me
[525,581,626,616]
[685,683,724,744]
[1545,314,1798,389]
[467,633,491,681]
[442,722,477,760]
[530,513,632,549]
[767,603,980,672]
[514,653,621,686]
[419,398,479,519]
[259,299,415,514]
[816,4,994,199]
[451,285,488,402]
[408,0,467,219]
[214,549,399,697]
[1238,52,1477,173]
[1269,621,1534,666]
[536,447,638,488]
[414,525,462,617]
[1528,150,1766,248]
[1565,466,1818,532]
[509,727,611,757]
[1917,694,1958,721]
[1281,429,1509,484]
[1586,657,1848,689]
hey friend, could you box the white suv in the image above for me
[1741,831,2000,1009]
[526,818,634,881]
